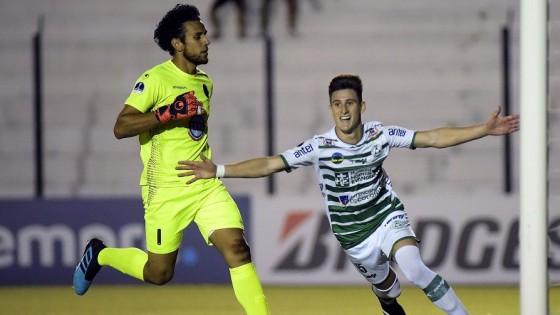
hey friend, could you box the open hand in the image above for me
[176,153,216,184]
[486,106,520,136]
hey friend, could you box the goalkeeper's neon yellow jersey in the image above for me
[124,60,213,187]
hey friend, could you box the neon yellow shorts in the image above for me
[142,179,244,254]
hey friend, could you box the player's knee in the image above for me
[145,265,174,285]
[372,274,401,300]
[395,245,435,287]
[399,261,436,288]
[149,272,174,285]
[223,238,252,266]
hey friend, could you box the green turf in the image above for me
[0,284,558,315]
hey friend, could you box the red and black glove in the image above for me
[154,91,206,123]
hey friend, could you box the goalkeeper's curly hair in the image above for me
[154,4,201,56]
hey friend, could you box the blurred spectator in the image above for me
[210,0,247,39]
[261,0,298,37]
[308,0,322,12]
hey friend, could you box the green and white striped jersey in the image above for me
[280,121,417,249]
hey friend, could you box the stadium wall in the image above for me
[0,197,250,285]
[251,193,560,285]
[1,195,558,286]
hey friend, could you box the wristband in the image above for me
[215,165,225,179]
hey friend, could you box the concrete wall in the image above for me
[0,0,531,198]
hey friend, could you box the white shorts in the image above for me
[344,210,416,285]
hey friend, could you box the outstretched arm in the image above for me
[413,106,520,149]
[176,153,287,184]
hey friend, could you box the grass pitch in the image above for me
[0,284,559,315]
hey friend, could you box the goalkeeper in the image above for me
[177,74,520,315]
[72,4,269,315]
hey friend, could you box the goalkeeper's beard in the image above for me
[183,50,208,66]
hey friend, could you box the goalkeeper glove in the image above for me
[154,91,206,123]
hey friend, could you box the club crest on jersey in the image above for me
[322,138,336,147]
[339,195,350,205]
[331,152,344,164]
[133,82,145,93]
[189,115,206,140]
[372,144,382,156]
[366,126,381,140]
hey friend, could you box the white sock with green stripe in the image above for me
[423,275,467,315]
[395,245,467,315]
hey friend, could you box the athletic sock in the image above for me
[395,246,468,315]
[98,247,148,281]
[379,297,406,315]
[423,275,468,315]
[229,263,269,315]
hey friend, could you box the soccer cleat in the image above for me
[73,238,106,295]
[379,297,406,315]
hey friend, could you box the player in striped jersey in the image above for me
[177,74,520,315]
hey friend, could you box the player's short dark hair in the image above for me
[328,74,363,103]
[154,4,201,55]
